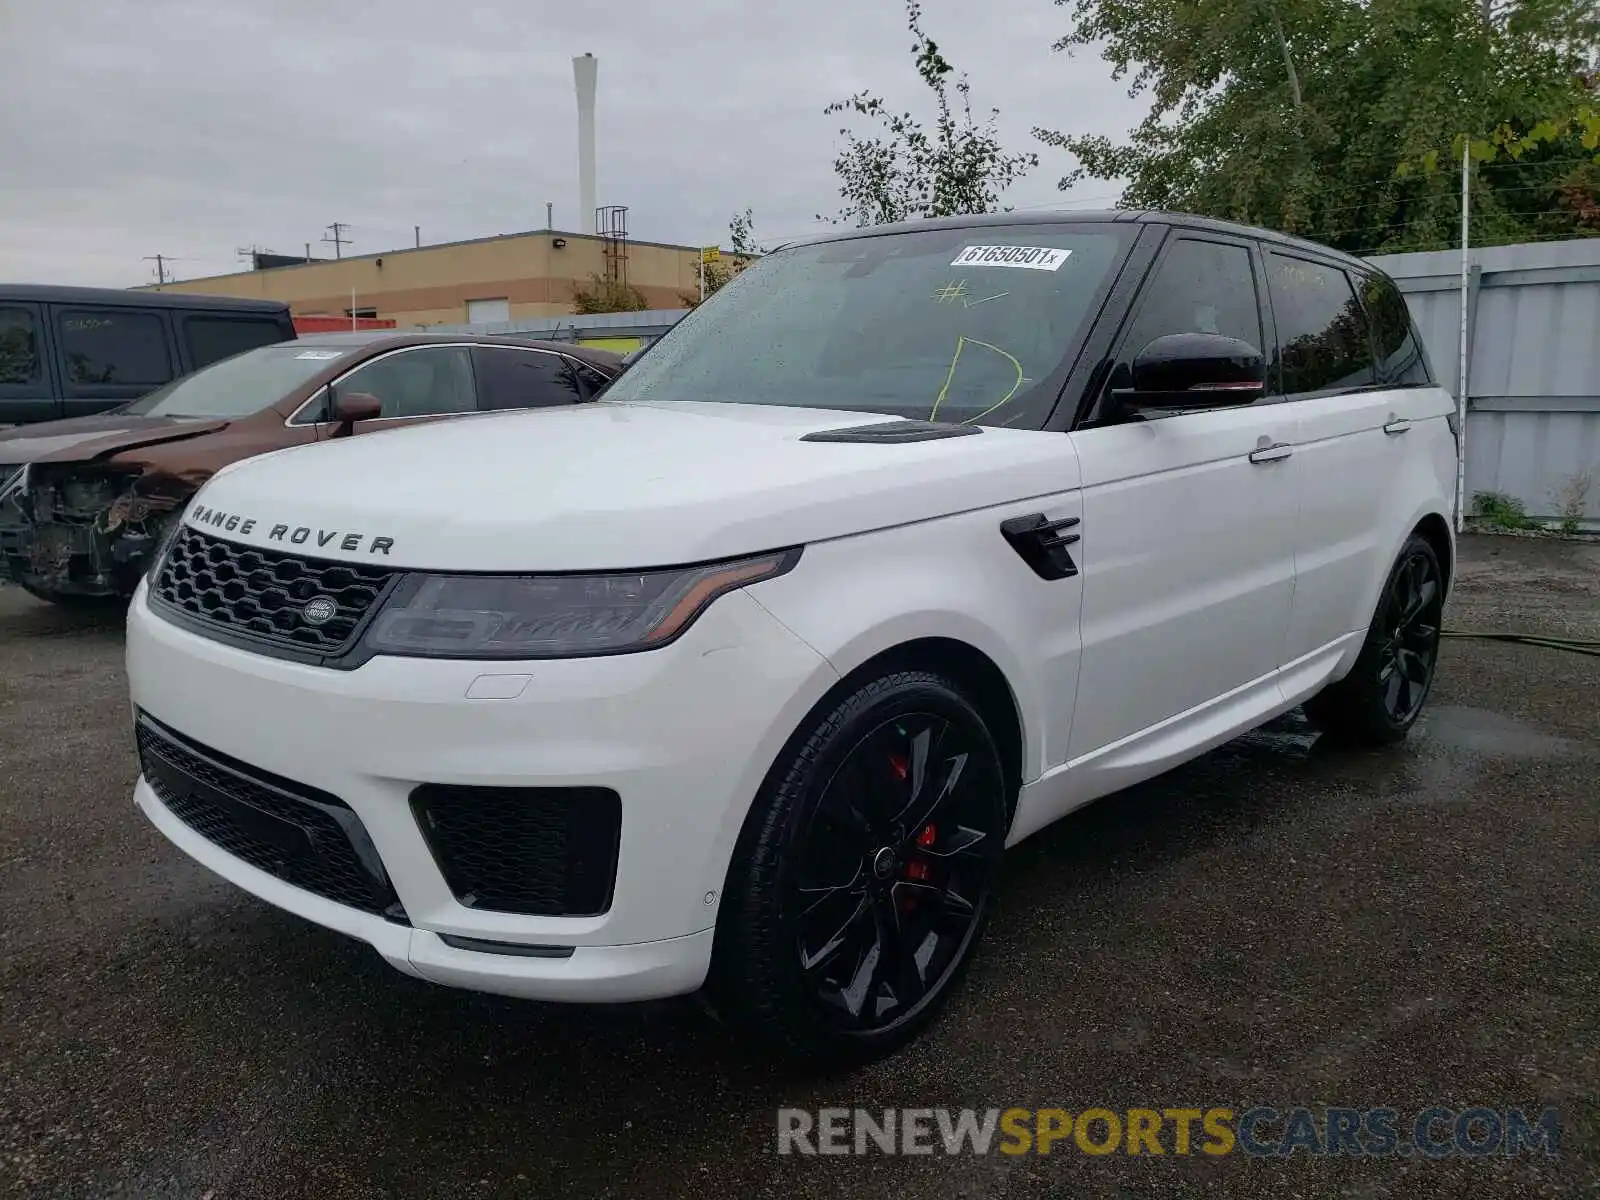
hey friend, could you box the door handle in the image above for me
[1248,440,1293,464]
[1383,415,1412,435]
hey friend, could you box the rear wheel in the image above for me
[710,670,1008,1063]
[1304,533,1444,745]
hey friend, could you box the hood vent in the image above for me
[800,419,983,444]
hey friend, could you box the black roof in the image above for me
[0,283,291,313]
[774,209,1376,274]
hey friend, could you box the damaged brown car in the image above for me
[0,331,622,605]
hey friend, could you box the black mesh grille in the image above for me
[136,715,405,920]
[410,786,621,916]
[151,525,396,654]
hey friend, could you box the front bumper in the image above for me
[0,467,172,597]
[126,579,839,1003]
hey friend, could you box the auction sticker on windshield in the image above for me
[950,245,1072,270]
[294,350,346,360]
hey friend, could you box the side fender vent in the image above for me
[801,419,983,444]
[1000,513,1081,581]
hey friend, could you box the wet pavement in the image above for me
[1,533,1597,1199]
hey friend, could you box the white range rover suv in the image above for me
[125,212,1456,1061]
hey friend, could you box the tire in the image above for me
[709,669,1009,1064]
[1303,532,1445,746]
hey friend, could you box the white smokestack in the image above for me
[573,53,597,236]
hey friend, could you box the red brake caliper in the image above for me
[904,822,937,909]
[890,751,936,903]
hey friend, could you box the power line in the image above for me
[322,222,352,259]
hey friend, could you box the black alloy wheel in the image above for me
[1375,544,1443,725]
[711,670,1008,1062]
[1304,532,1445,745]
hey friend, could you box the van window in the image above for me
[1265,255,1377,395]
[1358,273,1431,386]
[184,317,288,369]
[0,308,41,385]
[56,309,173,387]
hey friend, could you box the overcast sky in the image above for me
[0,0,1147,287]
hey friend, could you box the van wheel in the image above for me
[1304,533,1444,745]
[710,670,1007,1063]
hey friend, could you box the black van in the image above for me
[0,285,296,426]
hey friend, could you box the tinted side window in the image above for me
[56,309,173,387]
[0,308,41,385]
[1121,238,1264,358]
[1266,255,1377,395]
[335,346,476,419]
[1357,273,1430,386]
[473,347,585,410]
[184,317,288,369]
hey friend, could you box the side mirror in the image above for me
[329,391,382,437]
[1113,333,1265,411]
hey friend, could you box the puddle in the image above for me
[1414,706,1572,759]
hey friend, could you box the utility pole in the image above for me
[414,225,421,248]
[1455,137,1471,533]
[143,254,172,284]
[322,222,352,259]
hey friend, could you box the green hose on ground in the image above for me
[1441,631,1600,658]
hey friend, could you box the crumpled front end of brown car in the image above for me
[0,463,192,600]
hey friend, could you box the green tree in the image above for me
[679,209,766,307]
[571,273,650,314]
[729,207,766,255]
[821,0,1039,227]
[1034,0,1600,253]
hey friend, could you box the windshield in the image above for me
[120,344,355,418]
[602,223,1134,428]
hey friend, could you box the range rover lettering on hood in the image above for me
[190,503,395,556]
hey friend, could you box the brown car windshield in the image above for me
[600,222,1135,429]
[120,344,354,418]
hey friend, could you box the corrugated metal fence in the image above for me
[1367,239,1600,524]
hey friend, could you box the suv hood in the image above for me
[0,414,231,466]
[182,401,1080,572]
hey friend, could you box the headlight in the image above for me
[146,513,186,582]
[361,548,800,659]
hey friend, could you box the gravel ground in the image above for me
[1,533,1596,1199]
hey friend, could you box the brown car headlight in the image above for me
[360,549,800,660]
[146,514,187,583]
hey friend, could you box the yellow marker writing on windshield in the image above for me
[929,336,1024,423]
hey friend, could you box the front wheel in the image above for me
[1304,533,1445,745]
[709,670,1008,1063]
